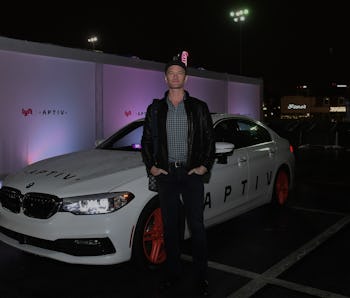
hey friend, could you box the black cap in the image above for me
[164,58,187,74]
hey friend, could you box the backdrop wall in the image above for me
[0,36,263,178]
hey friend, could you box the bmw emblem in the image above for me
[26,182,35,188]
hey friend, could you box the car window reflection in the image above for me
[97,121,144,151]
[214,118,272,149]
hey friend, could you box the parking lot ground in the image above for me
[0,147,349,298]
[279,221,350,297]
[181,147,350,298]
[190,205,349,298]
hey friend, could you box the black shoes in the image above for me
[159,276,180,291]
[159,276,209,296]
[159,279,172,290]
[198,279,209,296]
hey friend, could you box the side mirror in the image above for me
[215,142,234,164]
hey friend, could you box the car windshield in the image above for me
[96,115,272,152]
[96,120,144,151]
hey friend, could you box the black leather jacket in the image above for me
[141,91,215,173]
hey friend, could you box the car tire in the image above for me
[271,167,290,206]
[132,197,166,270]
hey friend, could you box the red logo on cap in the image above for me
[181,51,189,66]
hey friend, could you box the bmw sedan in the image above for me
[0,113,295,267]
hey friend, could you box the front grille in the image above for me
[0,226,116,256]
[0,186,61,219]
[0,187,22,213]
[23,192,61,219]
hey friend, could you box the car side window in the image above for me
[236,119,272,146]
[99,121,144,151]
[214,119,246,148]
[112,125,143,150]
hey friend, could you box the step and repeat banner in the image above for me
[0,45,261,177]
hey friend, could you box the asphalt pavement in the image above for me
[0,146,349,298]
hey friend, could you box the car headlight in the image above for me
[61,192,134,215]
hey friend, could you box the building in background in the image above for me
[280,95,348,121]
[263,83,350,122]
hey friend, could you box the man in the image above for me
[141,56,215,296]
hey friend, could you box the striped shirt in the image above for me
[166,98,188,163]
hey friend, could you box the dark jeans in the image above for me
[157,166,208,281]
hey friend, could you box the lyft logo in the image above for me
[22,108,33,116]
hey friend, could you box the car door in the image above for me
[203,118,249,225]
[236,119,276,204]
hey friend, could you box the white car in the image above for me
[0,113,295,267]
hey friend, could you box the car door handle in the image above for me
[269,148,276,157]
[237,157,247,166]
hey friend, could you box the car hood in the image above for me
[3,149,146,197]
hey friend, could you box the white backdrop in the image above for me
[0,37,262,177]
[0,50,95,176]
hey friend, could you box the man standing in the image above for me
[141,55,215,296]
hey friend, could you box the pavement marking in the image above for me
[227,215,350,298]
[182,254,350,298]
[183,214,350,298]
[291,205,348,217]
[203,257,350,298]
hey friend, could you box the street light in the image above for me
[87,36,98,50]
[229,9,249,74]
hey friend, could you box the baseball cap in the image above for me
[164,58,187,74]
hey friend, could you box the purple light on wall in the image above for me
[186,76,227,113]
[0,46,262,177]
[103,65,167,138]
[228,81,261,119]
[0,51,95,173]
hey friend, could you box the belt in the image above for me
[169,161,186,168]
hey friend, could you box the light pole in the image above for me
[87,36,98,51]
[229,9,249,74]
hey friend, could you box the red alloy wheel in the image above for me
[275,170,289,205]
[142,207,166,264]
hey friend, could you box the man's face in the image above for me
[165,65,187,89]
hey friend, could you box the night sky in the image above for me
[1,1,349,99]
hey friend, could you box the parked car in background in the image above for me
[0,113,295,268]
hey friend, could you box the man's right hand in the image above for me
[150,166,168,176]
